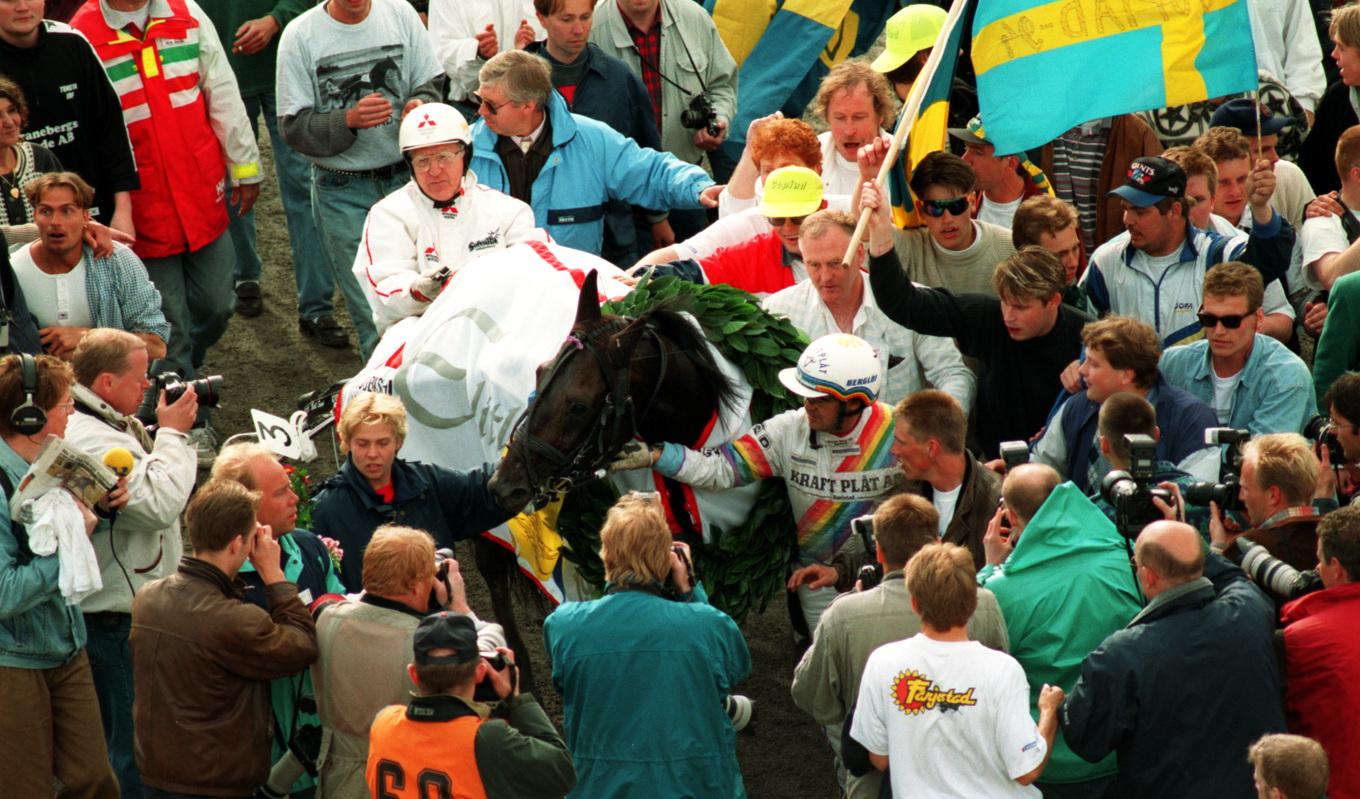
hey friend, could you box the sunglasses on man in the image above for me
[472,92,515,115]
[1196,309,1251,329]
[766,214,809,227]
[921,196,970,218]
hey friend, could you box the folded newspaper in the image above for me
[9,437,116,523]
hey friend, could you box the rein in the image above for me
[506,316,670,507]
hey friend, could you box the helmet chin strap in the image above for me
[832,398,866,435]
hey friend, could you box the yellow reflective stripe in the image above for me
[972,0,1237,76]
[231,162,261,181]
[140,44,159,78]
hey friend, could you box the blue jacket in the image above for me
[1057,376,1218,494]
[311,457,512,593]
[544,584,750,799]
[0,438,86,668]
[1062,555,1284,797]
[470,91,712,253]
[1159,333,1317,435]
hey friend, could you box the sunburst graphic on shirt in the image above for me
[891,669,978,716]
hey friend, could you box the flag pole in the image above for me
[843,0,971,267]
[1253,89,1264,164]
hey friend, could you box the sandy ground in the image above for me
[211,139,841,798]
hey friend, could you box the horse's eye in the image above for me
[567,401,589,416]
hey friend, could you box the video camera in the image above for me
[134,362,225,426]
[1100,434,1172,539]
[1183,427,1250,513]
[1304,415,1344,465]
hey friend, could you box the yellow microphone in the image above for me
[103,447,135,478]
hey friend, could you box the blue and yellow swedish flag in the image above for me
[972,0,1258,155]
[887,0,970,228]
[707,0,897,160]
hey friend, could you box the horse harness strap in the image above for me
[510,317,669,505]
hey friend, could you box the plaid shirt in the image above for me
[626,15,663,132]
[83,244,171,342]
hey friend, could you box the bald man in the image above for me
[1060,521,1283,798]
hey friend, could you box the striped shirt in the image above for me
[1050,119,1111,253]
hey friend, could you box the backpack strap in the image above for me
[0,468,33,565]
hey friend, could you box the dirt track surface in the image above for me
[216,141,839,798]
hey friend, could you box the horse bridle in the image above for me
[506,317,669,508]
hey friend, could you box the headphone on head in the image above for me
[10,354,46,436]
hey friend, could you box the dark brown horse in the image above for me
[478,271,738,688]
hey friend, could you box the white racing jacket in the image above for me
[654,401,904,564]
[353,170,538,334]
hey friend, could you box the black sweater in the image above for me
[0,22,139,224]
[869,249,1090,456]
[1299,80,1358,196]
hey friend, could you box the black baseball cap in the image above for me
[1109,157,1187,208]
[1210,98,1288,136]
[413,612,479,665]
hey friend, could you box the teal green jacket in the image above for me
[544,583,750,799]
[197,0,310,96]
[0,439,85,669]
[1314,270,1360,407]
[980,483,1144,784]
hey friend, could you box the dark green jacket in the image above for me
[197,0,310,96]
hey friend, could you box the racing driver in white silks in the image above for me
[353,102,539,335]
[609,333,904,635]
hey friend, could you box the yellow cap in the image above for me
[760,166,824,218]
[871,4,946,73]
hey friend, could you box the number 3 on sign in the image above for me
[250,408,303,460]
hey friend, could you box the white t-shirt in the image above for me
[818,130,866,197]
[978,195,1022,230]
[932,483,962,537]
[12,245,94,329]
[852,634,1045,798]
[1211,370,1242,425]
[1301,211,1360,290]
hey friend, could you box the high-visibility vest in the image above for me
[366,704,489,799]
[70,0,232,259]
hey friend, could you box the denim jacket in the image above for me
[1159,333,1317,435]
[0,438,86,668]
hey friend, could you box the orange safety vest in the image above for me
[70,0,233,259]
[366,704,489,799]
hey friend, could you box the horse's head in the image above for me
[488,271,646,514]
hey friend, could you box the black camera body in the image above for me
[680,93,720,137]
[1183,427,1250,513]
[473,652,512,702]
[1305,414,1345,465]
[999,440,1030,471]
[1100,434,1170,539]
[428,547,455,610]
[134,368,225,426]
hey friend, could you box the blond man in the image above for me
[310,525,506,798]
[851,543,1063,796]
[543,493,751,798]
[311,391,514,592]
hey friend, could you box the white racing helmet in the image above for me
[399,103,473,154]
[778,334,881,404]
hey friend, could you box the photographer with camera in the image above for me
[543,492,749,798]
[65,329,197,797]
[132,480,319,799]
[305,525,505,798]
[1205,433,1332,603]
[1314,373,1360,504]
[978,464,1144,796]
[367,611,575,799]
[791,494,1008,799]
[1092,392,1210,534]
[212,441,344,798]
[1061,521,1284,797]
